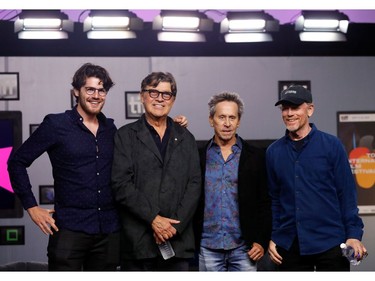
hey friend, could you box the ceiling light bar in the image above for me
[153,10,213,42]
[162,16,200,30]
[157,32,206,42]
[298,31,347,42]
[295,10,350,42]
[224,33,273,43]
[22,18,63,29]
[91,17,130,29]
[229,19,266,31]
[83,10,143,39]
[14,10,73,39]
[220,11,279,43]
[303,19,341,30]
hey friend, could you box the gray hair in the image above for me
[208,91,244,119]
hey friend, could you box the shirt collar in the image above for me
[68,106,107,124]
[207,134,242,150]
[284,123,316,142]
[144,116,172,132]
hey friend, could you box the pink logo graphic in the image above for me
[0,147,13,193]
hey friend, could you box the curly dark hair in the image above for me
[71,63,114,92]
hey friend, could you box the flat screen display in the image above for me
[0,111,23,218]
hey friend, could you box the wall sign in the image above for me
[125,91,144,119]
[337,111,375,214]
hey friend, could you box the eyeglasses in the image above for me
[143,89,175,101]
[84,87,107,96]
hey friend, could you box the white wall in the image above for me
[1,56,375,271]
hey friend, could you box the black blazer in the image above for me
[112,115,202,259]
[194,136,272,251]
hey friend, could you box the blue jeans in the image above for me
[199,245,257,271]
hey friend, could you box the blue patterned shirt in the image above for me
[201,137,243,250]
[7,107,120,234]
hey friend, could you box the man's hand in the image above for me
[173,115,188,128]
[346,238,368,260]
[268,240,283,265]
[27,206,58,235]
[247,242,265,261]
[151,215,180,243]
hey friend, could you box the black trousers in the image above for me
[276,238,350,271]
[47,229,120,271]
[121,257,190,271]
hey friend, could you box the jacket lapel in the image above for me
[164,123,183,165]
[135,117,163,163]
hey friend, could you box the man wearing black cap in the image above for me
[266,85,367,271]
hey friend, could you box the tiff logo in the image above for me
[125,92,145,119]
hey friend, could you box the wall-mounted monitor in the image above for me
[0,111,23,218]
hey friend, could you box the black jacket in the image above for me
[111,115,201,259]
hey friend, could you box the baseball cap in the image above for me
[275,85,312,106]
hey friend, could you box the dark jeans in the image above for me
[277,238,350,271]
[47,229,120,271]
[121,257,190,271]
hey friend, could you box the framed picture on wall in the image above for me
[29,124,40,136]
[39,185,55,205]
[125,91,144,119]
[0,72,20,101]
[337,111,375,214]
[278,80,311,99]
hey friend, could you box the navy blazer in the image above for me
[194,136,272,251]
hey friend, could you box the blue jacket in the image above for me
[266,123,364,255]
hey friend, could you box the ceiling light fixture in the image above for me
[14,10,73,39]
[220,11,279,43]
[295,10,350,42]
[153,10,213,42]
[83,10,143,39]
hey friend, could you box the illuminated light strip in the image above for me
[3,0,375,9]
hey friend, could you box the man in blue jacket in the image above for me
[267,85,367,271]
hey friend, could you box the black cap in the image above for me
[275,85,312,106]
